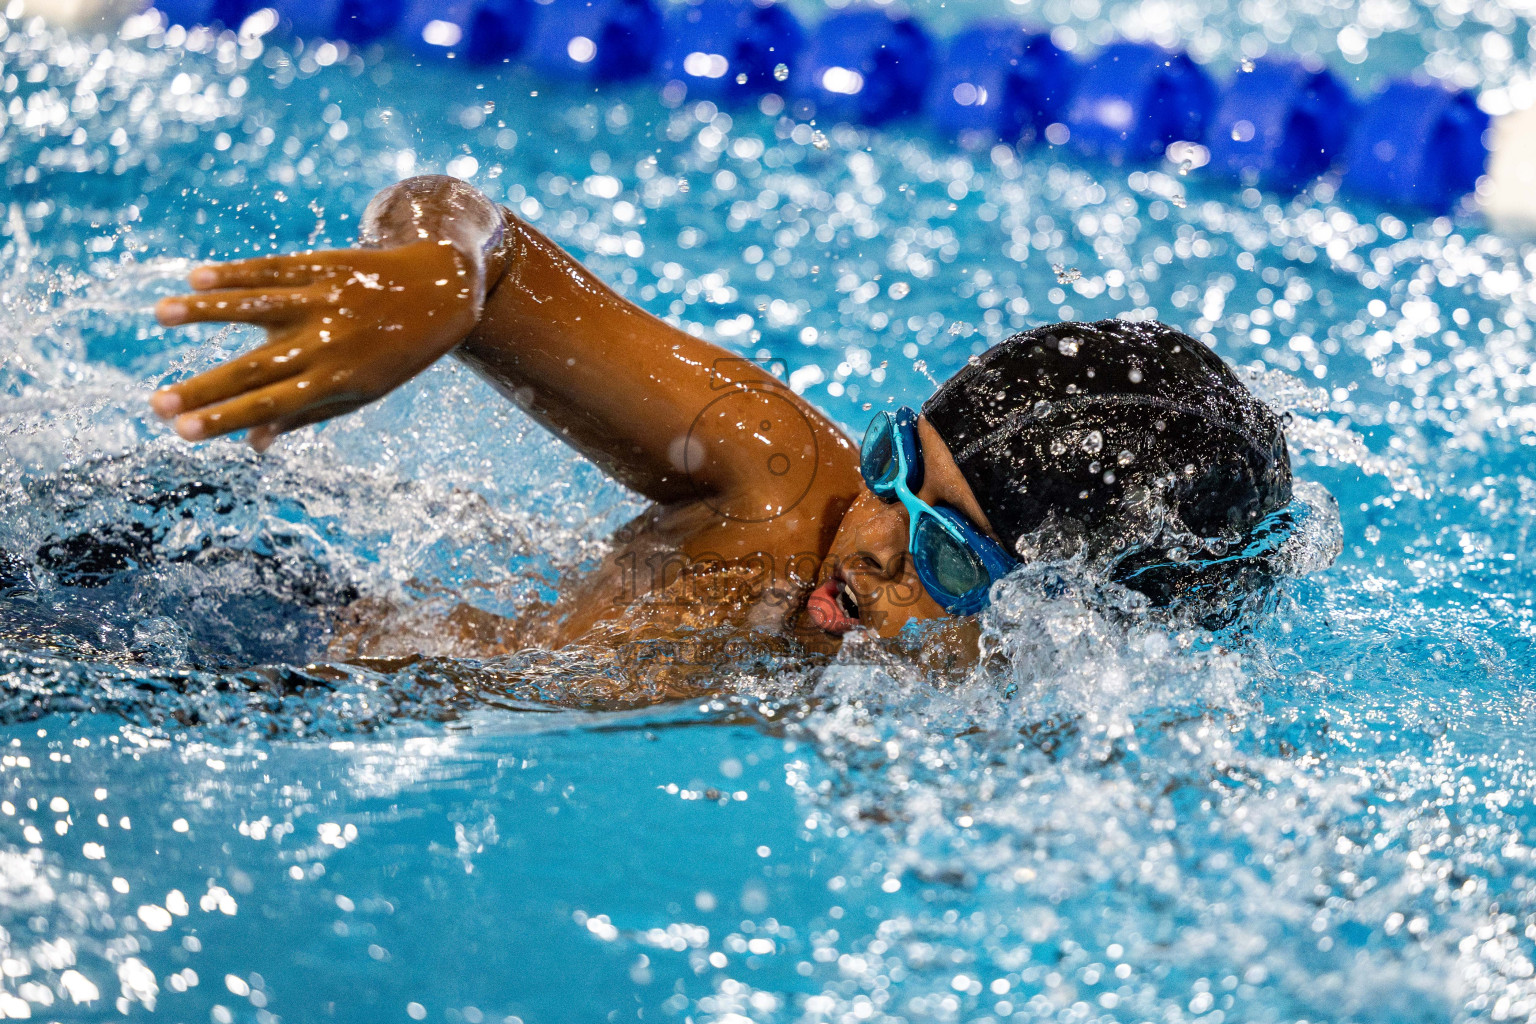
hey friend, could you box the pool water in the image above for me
[4,2,1536,1021]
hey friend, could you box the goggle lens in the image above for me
[913,514,989,601]
[860,415,899,493]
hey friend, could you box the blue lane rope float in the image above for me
[658,0,803,101]
[521,0,662,82]
[262,0,403,44]
[332,0,408,45]
[1341,79,1490,213]
[151,0,252,29]
[1063,42,1216,164]
[1205,57,1357,192]
[924,21,1074,145]
[147,0,1492,214]
[794,7,932,126]
[394,0,529,62]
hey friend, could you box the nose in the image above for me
[843,493,911,581]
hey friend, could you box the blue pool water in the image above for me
[4,2,1536,1021]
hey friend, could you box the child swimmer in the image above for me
[150,175,1291,653]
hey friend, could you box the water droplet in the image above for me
[1053,264,1081,284]
[1032,400,1053,418]
[1128,368,1143,383]
[736,72,748,85]
[1058,338,1080,356]
[810,129,830,151]
[1082,430,1103,454]
[888,281,910,299]
[1118,449,1135,466]
[1168,192,1187,208]
[773,63,790,82]
[1240,57,1256,72]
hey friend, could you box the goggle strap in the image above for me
[894,408,924,495]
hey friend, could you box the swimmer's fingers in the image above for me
[246,401,365,453]
[156,287,321,328]
[188,256,321,291]
[150,336,315,419]
[168,376,335,443]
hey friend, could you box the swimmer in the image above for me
[150,175,1290,655]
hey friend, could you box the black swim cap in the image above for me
[922,319,1291,557]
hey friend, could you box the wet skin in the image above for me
[151,175,1002,650]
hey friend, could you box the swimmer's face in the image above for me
[815,415,1003,639]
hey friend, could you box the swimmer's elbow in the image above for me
[376,174,490,205]
[360,176,501,252]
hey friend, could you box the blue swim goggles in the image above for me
[860,407,1018,615]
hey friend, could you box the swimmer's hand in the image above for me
[151,176,510,452]
[151,239,482,451]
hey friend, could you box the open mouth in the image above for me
[807,571,861,635]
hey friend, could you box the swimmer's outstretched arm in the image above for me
[154,175,857,508]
